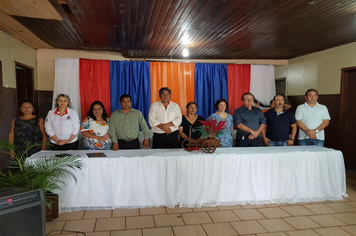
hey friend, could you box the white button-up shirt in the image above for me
[45,108,80,144]
[148,101,182,134]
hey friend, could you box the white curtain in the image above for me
[53,58,81,119]
[250,65,276,106]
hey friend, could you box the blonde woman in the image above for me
[45,94,80,150]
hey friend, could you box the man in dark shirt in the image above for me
[233,92,266,147]
[262,95,297,146]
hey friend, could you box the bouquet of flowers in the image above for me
[196,119,227,139]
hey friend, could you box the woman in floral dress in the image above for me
[208,98,234,147]
[81,101,112,150]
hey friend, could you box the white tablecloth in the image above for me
[28,146,347,213]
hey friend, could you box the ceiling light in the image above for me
[182,34,190,45]
[182,48,189,57]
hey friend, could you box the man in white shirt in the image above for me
[295,89,331,147]
[148,87,182,148]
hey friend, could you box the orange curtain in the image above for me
[150,62,195,114]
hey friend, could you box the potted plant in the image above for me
[192,119,227,153]
[0,141,82,221]
[197,119,227,139]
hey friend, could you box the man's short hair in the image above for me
[159,87,171,95]
[305,89,318,96]
[241,92,255,101]
[120,94,132,102]
[274,94,285,101]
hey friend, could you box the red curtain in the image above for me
[79,59,111,119]
[227,64,251,115]
[150,62,195,113]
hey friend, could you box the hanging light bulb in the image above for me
[182,48,189,57]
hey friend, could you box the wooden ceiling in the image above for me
[1,0,356,59]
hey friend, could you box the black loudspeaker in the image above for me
[0,188,46,236]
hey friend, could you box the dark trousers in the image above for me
[236,134,261,147]
[118,139,140,149]
[153,131,179,149]
[50,140,79,150]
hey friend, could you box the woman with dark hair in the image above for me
[45,94,80,150]
[178,102,205,147]
[80,101,112,150]
[8,100,47,158]
[207,98,234,147]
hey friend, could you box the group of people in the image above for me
[236,89,330,147]
[8,87,330,158]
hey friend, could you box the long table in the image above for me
[28,146,347,213]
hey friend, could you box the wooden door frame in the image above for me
[0,61,3,123]
[275,77,286,96]
[15,62,36,115]
[340,66,356,107]
[340,66,356,122]
[339,66,356,172]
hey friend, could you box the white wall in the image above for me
[0,30,37,88]
[275,41,356,96]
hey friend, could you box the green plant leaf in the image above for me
[0,140,82,207]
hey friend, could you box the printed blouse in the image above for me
[80,117,112,149]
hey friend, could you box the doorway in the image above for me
[15,62,35,115]
[339,66,356,171]
[275,77,286,96]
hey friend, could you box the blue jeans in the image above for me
[298,139,324,147]
[268,141,287,146]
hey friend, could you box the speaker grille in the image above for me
[0,205,42,235]
[0,189,46,236]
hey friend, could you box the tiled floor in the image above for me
[46,180,356,236]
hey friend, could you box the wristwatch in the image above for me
[289,138,294,142]
[315,129,319,133]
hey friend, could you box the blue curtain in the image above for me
[195,63,228,119]
[110,61,151,123]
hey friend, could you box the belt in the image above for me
[154,133,167,136]
[154,130,178,135]
[237,134,261,140]
[119,138,138,142]
[237,134,248,140]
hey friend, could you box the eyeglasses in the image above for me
[243,99,254,101]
